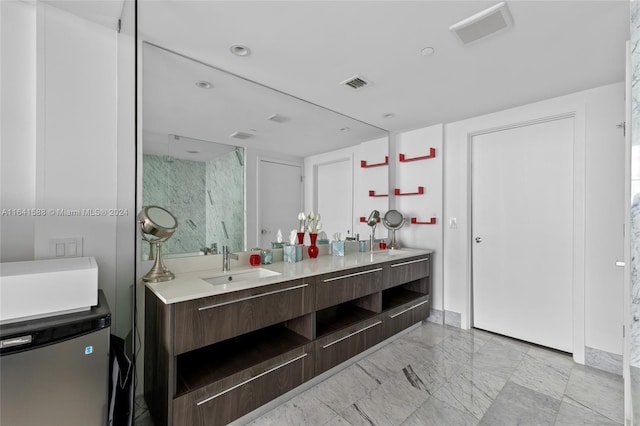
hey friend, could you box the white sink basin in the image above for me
[370,249,410,258]
[204,268,281,286]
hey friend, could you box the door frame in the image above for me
[623,40,632,423]
[256,156,304,249]
[312,155,354,237]
[465,106,586,363]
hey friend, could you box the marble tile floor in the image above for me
[135,322,624,425]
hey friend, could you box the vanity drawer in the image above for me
[315,266,383,311]
[384,256,430,290]
[173,279,313,354]
[315,316,383,375]
[382,296,429,339]
[173,344,314,426]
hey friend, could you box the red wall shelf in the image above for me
[359,216,381,223]
[368,190,389,197]
[394,186,424,196]
[360,156,389,168]
[411,217,437,225]
[399,148,436,162]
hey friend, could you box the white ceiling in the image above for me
[52,1,631,158]
[142,42,388,159]
[44,0,124,30]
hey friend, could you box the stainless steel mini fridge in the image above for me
[0,290,111,426]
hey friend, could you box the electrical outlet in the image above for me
[449,218,458,229]
[49,237,83,258]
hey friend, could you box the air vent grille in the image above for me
[450,2,513,46]
[340,75,371,90]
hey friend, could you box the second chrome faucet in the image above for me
[222,245,239,272]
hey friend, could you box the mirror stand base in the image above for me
[143,241,175,283]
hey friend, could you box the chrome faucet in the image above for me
[222,245,238,272]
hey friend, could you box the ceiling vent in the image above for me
[229,131,253,140]
[340,75,371,90]
[450,2,513,46]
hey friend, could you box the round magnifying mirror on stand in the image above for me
[366,210,380,252]
[383,209,405,250]
[138,206,178,282]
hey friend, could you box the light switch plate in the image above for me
[49,237,83,258]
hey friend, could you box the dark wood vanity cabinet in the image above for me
[145,253,431,426]
[381,255,431,340]
[315,316,384,374]
[315,266,383,310]
[145,280,315,426]
[383,256,430,290]
[173,342,314,426]
[173,279,313,354]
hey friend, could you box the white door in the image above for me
[259,160,303,248]
[472,116,574,352]
[316,158,353,240]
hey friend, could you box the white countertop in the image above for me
[145,248,431,304]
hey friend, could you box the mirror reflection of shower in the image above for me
[142,134,245,258]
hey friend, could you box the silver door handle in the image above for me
[321,321,382,349]
[615,261,625,267]
[196,353,308,406]
[475,237,482,243]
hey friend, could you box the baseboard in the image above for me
[585,346,622,376]
[427,308,461,328]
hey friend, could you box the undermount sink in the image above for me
[204,268,281,286]
[371,249,410,257]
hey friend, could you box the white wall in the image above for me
[354,137,390,242]
[444,82,625,357]
[0,2,131,336]
[395,125,444,316]
[1,0,37,261]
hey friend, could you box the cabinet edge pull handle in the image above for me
[196,353,308,406]
[321,320,382,349]
[323,268,383,282]
[198,284,309,311]
[390,258,428,268]
[389,300,429,319]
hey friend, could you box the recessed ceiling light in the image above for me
[383,113,395,119]
[230,44,251,56]
[229,131,253,140]
[195,80,213,89]
[420,47,435,56]
[267,114,288,123]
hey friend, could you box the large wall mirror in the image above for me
[142,42,388,259]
